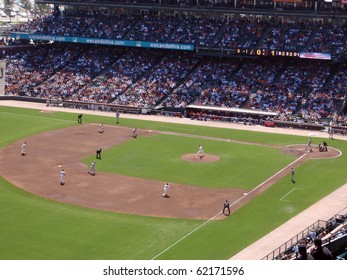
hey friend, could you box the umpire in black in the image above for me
[223,200,231,216]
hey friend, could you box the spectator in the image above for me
[310,238,334,260]
[295,244,314,260]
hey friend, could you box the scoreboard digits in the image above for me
[236,48,300,57]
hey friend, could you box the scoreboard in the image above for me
[236,48,300,57]
[235,48,331,60]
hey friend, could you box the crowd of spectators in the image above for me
[259,20,313,52]
[274,212,347,260]
[126,14,178,43]
[4,43,346,126]
[12,8,347,58]
[307,24,346,57]
[111,51,199,107]
[44,0,347,14]
[5,8,347,127]
[72,48,155,104]
[215,18,268,49]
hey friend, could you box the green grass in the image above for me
[0,177,200,259]
[83,134,295,189]
[1,105,347,260]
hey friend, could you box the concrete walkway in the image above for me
[231,185,347,259]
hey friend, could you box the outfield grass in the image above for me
[1,105,347,260]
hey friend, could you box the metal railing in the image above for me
[262,207,347,260]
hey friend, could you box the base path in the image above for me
[0,119,338,220]
[0,123,246,220]
[1,100,347,259]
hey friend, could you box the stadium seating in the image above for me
[5,6,347,129]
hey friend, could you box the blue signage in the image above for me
[10,33,195,51]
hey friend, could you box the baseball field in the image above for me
[0,104,346,260]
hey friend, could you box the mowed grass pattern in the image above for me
[1,106,347,260]
[84,134,296,189]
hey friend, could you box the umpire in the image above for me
[223,200,231,216]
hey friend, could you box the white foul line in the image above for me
[151,153,307,259]
[244,153,307,197]
[280,188,304,202]
[150,211,222,260]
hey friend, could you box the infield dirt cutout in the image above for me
[0,124,340,220]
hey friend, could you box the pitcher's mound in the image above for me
[181,154,220,162]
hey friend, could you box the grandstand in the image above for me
[0,0,347,260]
[263,207,347,260]
[2,0,346,132]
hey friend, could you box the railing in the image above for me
[262,207,347,260]
[261,220,327,260]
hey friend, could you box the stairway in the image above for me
[0,59,5,95]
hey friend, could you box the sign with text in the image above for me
[10,33,195,51]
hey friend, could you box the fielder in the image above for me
[162,183,170,198]
[291,168,295,182]
[60,169,65,185]
[116,111,120,124]
[21,142,26,156]
[98,123,104,133]
[77,113,83,124]
[196,144,205,159]
[328,127,334,140]
[305,137,312,152]
[88,161,96,175]
[132,128,137,138]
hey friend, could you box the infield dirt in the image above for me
[1,100,346,259]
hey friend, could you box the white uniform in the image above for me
[60,169,65,185]
[162,183,170,198]
[305,138,312,152]
[329,127,334,139]
[88,162,96,175]
[132,128,137,138]
[116,112,120,124]
[98,123,104,133]
[21,142,26,156]
[196,145,204,157]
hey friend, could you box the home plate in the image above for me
[57,165,62,168]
